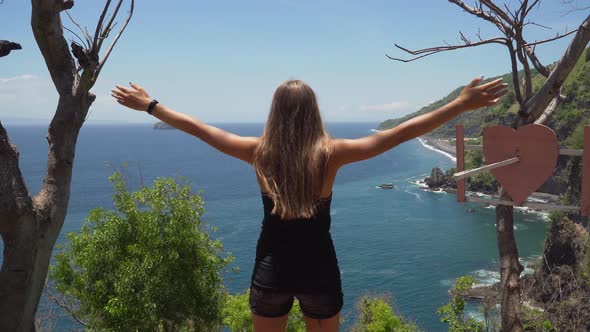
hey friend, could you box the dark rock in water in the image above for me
[378,183,395,189]
[463,283,501,301]
[424,167,455,189]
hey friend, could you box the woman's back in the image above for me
[252,192,341,292]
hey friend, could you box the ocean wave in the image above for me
[409,179,429,188]
[404,189,422,201]
[341,268,399,276]
[417,137,456,162]
[472,269,501,287]
[492,223,519,230]
[468,191,492,198]
[527,196,548,203]
[426,188,447,194]
[370,129,381,133]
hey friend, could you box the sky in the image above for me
[0,0,588,124]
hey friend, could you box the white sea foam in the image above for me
[527,196,548,203]
[370,129,381,133]
[472,269,501,287]
[410,179,429,188]
[430,189,447,194]
[417,137,456,162]
[492,223,519,230]
[404,189,422,201]
[468,191,492,198]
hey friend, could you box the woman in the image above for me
[112,77,506,332]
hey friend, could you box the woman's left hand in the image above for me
[111,83,152,111]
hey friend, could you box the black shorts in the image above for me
[249,285,343,320]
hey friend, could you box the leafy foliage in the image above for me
[222,289,306,332]
[378,48,590,148]
[464,150,499,194]
[522,306,556,332]
[350,295,421,332]
[437,276,485,332]
[50,173,232,331]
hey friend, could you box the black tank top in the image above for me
[250,193,342,293]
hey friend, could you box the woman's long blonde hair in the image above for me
[253,80,331,220]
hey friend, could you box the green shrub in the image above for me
[222,289,305,332]
[437,276,485,332]
[351,295,421,332]
[50,173,232,331]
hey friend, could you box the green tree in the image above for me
[351,295,420,332]
[437,276,485,332]
[50,173,232,331]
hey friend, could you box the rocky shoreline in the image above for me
[419,136,457,157]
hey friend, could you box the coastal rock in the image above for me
[424,167,446,188]
[424,167,455,189]
[463,283,501,301]
[542,217,588,274]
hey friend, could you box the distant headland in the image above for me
[153,121,175,129]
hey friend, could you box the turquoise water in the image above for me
[2,123,549,331]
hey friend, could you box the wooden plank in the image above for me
[465,145,483,151]
[453,157,520,180]
[583,126,590,217]
[466,196,581,212]
[456,125,465,202]
[560,149,584,156]
[464,144,582,156]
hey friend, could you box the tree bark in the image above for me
[0,2,94,330]
[0,96,91,331]
[495,14,590,332]
[495,191,524,332]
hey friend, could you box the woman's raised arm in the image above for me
[112,83,259,164]
[330,77,507,168]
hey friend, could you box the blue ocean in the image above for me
[2,123,549,331]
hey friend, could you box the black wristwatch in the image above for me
[147,99,159,115]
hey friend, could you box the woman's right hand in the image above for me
[456,77,508,111]
[111,82,153,111]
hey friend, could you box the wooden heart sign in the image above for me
[483,124,559,205]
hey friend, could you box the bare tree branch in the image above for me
[31,0,76,95]
[534,91,565,125]
[93,0,134,83]
[92,0,112,52]
[515,32,534,100]
[525,46,550,77]
[481,0,518,26]
[44,284,89,328]
[0,122,32,232]
[507,42,524,105]
[65,10,92,49]
[525,14,590,122]
[524,28,579,47]
[449,0,515,37]
[523,0,541,18]
[388,37,508,62]
[97,0,123,51]
[0,40,22,57]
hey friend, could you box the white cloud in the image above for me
[359,101,413,113]
[0,74,38,83]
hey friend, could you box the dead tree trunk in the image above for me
[0,1,133,330]
[389,1,590,330]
